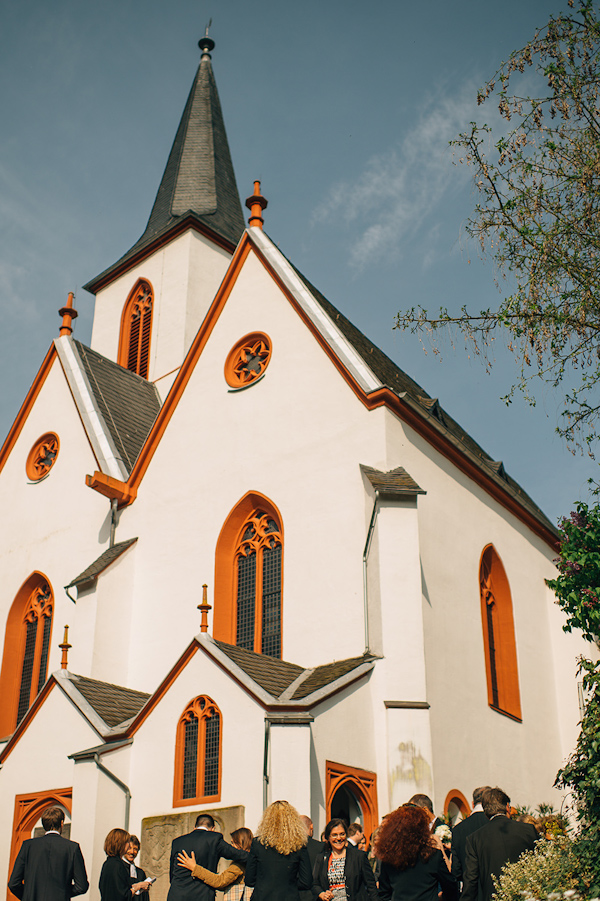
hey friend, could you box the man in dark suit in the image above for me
[299,816,323,901]
[8,806,88,901]
[166,814,248,901]
[450,786,491,884]
[460,787,538,901]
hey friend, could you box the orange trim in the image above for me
[0,574,54,739]
[118,279,154,379]
[90,233,555,551]
[173,695,222,807]
[0,678,56,764]
[85,216,236,295]
[224,332,272,388]
[85,472,137,507]
[443,789,471,819]
[8,788,72,900]
[325,761,378,843]
[479,545,522,722]
[214,492,284,654]
[25,432,60,481]
[0,346,56,478]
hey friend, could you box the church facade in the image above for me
[0,35,585,900]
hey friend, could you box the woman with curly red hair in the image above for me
[375,806,457,901]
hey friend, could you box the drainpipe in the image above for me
[93,753,131,830]
[263,719,270,810]
[109,498,118,548]
[362,491,379,655]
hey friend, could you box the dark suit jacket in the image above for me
[460,817,538,901]
[451,812,489,882]
[244,838,312,901]
[167,829,247,901]
[378,850,457,901]
[100,856,135,901]
[312,843,378,901]
[8,833,88,901]
[299,837,323,901]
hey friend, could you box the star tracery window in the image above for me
[225,333,272,388]
[26,434,60,481]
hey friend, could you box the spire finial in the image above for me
[199,20,215,59]
[198,584,212,633]
[245,181,268,229]
[58,292,78,337]
[59,625,72,670]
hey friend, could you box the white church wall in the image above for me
[267,723,312,813]
[114,248,390,688]
[90,231,232,386]
[88,546,137,687]
[0,360,108,680]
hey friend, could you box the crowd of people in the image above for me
[7,786,542,901]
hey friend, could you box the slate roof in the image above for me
[74,341,161,474]
[68,674,150,728]
[360,465,425,497]
[84,43,244,293]
[294,267,557,536]
[65,538,138,589]
[213,640,373,701]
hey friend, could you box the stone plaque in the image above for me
[140,807,245,901]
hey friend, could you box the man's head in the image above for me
[481,787,510,818]
[195,814,216,830]
[41,807,65,834]
[299,815,314,837]
[407,794,434,822]
[472,786,492,808]
[347,823,365,846]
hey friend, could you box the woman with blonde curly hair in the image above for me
[244,800,312,900]
[375,806,457,901]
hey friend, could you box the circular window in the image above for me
[26,433,60,481]
[224,332,272,389]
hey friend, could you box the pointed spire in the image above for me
[84,35,244,293]
[58,292,78,336]
[245,181,268,229]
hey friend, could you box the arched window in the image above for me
[214,492,283,658]
[479,545,522,721]
[0,574,54,736]
[118,279,154,379]
[174,696,221,806]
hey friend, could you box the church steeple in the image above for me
[85,35,244,294]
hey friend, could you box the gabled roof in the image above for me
[65,673,150,728]
[360,465,425,497]
[65,538,138,590]
[84,40,244,294]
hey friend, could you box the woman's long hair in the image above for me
[374,805,435,870]
[256,800,307,854]
[230,827,253,852]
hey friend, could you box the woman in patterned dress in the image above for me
[312,819,378,901]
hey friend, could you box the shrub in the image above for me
[492,836,591,901]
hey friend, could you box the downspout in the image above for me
[263,718,270,810]
[362,490,379,655]
[110,498,118,548]
[93,753,131,830]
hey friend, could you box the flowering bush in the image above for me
[492,836,591,901]
[546,503,600,644]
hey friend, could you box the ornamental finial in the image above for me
[58,292,78,337]
[199,20,215,58]
[198,584,212,633]
[245,181,268,229]
[59,625,72,669]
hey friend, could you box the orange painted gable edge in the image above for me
[91,233,556,550]
[0,345,56,477]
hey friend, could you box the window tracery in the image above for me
[235,511,282,657]
[118,279,154,379]
[224,333,271,388]
[26,433,59,481]
[174,696,221,805]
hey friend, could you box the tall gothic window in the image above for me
[479,546,522,721]
[118,279,154,379]
[0,575,54,736]
[174,696,221,806]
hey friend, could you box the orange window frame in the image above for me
[173,696,222,807]
[0,574,54,739]
[443,789,471,820]
[214,492,284,657]
[479,545,522,722]
[325,761,378,843]
[117,278,154,379]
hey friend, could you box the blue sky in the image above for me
[0,0,595,523]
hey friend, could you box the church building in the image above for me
[0,34,585,900]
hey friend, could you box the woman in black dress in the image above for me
[244,800,312,901]
[312,819,378,901]
[99,829,150,901]
[375,806,457,901]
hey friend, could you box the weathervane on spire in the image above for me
[199,18,215,57]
